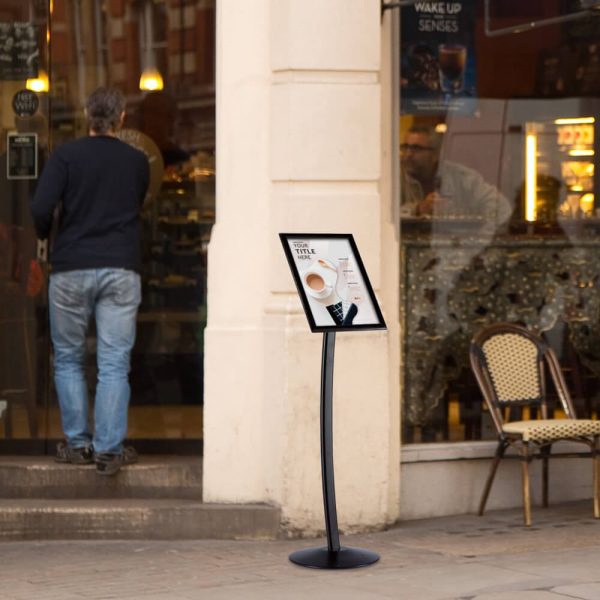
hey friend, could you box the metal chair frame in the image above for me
[470,322,600,526]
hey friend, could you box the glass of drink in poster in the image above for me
[438,44,467,94]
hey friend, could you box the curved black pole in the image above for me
[321,331,340,552]
[288,331,379,569]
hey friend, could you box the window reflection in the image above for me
[47,0,215,443]
[400,1,600,444]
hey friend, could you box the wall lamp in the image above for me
[382,0,600,37]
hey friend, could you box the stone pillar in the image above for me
[204,0,400,534]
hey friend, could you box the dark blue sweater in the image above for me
[31,135,150,273]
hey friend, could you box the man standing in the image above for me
[31,87,149,475]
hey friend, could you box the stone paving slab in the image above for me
[1,501,599,600]
[471,593,571,600]
[552,583,600,600]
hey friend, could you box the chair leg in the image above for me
[521,443,532,526]
[479,440,506,516]
[541,445,552,508]
[594,436,600,519]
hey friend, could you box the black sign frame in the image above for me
[280,232,386,333]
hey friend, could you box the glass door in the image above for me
[47,0,215,453]
[1,1,215,454]
[0,1,51,452]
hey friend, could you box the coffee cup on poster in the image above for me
[303,270,332,300]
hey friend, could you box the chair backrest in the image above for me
[470,323,576,434]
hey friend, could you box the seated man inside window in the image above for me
[400,124,511,228]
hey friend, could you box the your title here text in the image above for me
[292,241,316,261]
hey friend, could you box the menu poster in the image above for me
[7,132,37,180]
[400,1,477,115]
[280,233,386,333]
[0,22,39,81]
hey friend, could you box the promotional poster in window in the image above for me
[280,234,386,333]
[400,1,477,114]
[0,23,39,81]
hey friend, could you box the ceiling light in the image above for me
[554,117,595,125]
[139,67,164,92]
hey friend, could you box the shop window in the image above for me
[399,0,600,443]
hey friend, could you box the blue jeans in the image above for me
[49,269,141,454]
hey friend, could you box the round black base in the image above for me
[289,546,380,569]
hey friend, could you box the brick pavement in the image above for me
[2,501,600,600]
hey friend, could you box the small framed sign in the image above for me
[280,233,386,333]
[7,132,37,179]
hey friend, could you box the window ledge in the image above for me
[401,439,591,463]
[401,441,498,463]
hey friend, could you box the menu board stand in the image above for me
[280,233,386,570]
[288,331,380,569]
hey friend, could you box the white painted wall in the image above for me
[401,443,598,520]
[204,0,401,534]
[204,0,597,531]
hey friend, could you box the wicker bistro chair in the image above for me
[470,322,600,526]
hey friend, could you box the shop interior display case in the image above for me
[524,115,598,228]
[501,98,600,234]
[132,157,215,411]
[400,98,600,443]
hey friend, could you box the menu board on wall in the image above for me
[7,133,38,180]
[400,1,477,115]
[0,22,39,81]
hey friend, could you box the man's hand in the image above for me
[416,192,452,216]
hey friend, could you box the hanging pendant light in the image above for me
[139,66,164,92]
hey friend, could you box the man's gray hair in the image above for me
[85,87,126,134]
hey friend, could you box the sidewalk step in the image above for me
[0,456,202,499]
[0,499,281,540]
